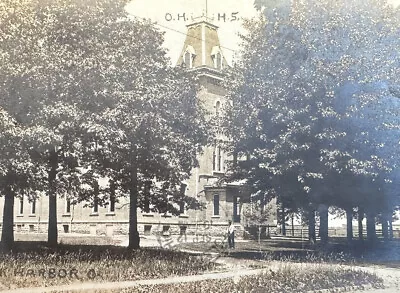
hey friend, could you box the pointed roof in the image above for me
[176,15,228,79]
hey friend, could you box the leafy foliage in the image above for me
[224,0,400,230]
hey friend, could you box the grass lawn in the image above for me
[176,236,400,265]
[136,269,383,293]
[0,237,395,291]
[69,264,384,293]
[0,242,215,290]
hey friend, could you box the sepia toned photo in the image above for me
[0,0,399,292]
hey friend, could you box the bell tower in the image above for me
[177,7,242,230]
[176,14,228,80]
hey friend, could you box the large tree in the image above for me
[224,0,399,243]
[0,0,46,249]
[80,36,210,248]
[1,0,210,249]
[0,0,116,246]
[59,6,211,248]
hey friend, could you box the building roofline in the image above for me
[187,65,227,80]
[186,16,218,29]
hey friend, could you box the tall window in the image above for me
[93,196,99,214]
[184,51,191,68]
[109,181,116,213]
[66,198,71,214]
[92,182,99,214]
[109,194,115,213]
[179,202,185,214]
[213,194,220,216]
[19,197,24,215]
[179,183,186,214]
[218,146,222,172]
[31,199,36,215]
[212,147,216,171]
[213,145,223,172]
[214,52,222,69]
[143,180,151,213]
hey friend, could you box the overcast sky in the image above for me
[126,0,400,66]
[126,0,260,65]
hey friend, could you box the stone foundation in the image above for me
[9,221,245,239]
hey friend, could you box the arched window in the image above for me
[211,46,223,70]
[213,144,223,172]
[183,45,196,68]
[184,51,191,68]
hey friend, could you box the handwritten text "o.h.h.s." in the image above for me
[165,12,240,22]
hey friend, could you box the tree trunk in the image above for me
[291,214,294,237]
[281,207,286,236]
[1,186,15,250]
[48,149,58,246]
[382,212,389,241]
[308,209,316,243]
[318,204,329,244]
[366,211,376,242]
[358,207,364,241]
[389,217,393,239]
[346,208,353,243]
[128,162,140,249]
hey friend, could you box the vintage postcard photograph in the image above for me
[0,0,399,292]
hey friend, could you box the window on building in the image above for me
[93,196,99,214]
[143,180,151,213]
[19,197,24,215]
[109,194,115,213]
[212,147,216,171]
[66,198,71,214]
[213,194,220,216]
[143,199,150,213]
[215,52,222,69]
[184,51,192,68]
[144,225,152,235]
[179,202,185,214]
[180,225,187,235]
[183,46,196,68]
[30,199,36,215]
[213,144,223,172]
[162,225,170,236]
[218,146,222,172]
[179,183,186,214]
[109,180,116,213]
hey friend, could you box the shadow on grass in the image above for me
[223,238,400,267]
[0,241,201,262]
[180,237,400,268]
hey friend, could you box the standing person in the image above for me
[227,220,235,249]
